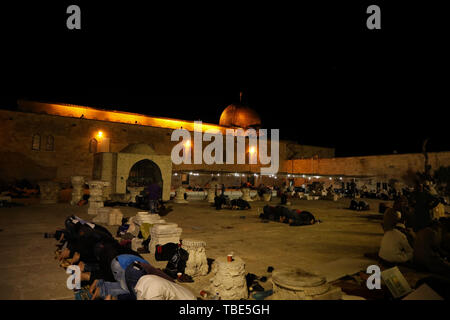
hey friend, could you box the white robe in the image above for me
[379,229,413,263]
[135,275,196,300]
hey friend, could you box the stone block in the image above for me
[38,181,60,204]
[271,267,342,300]
[173,186,188,203]
[149,223,182,254]
[92,207,111,224]
[183,239,208,277]
[107,208,123,226]
[209,256,248,300]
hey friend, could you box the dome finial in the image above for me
[239,91,243,104]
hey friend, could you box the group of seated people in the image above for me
[377,188,450,280]
[259,205,317,226]
[53,215,196,300]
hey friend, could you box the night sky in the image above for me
[1,2,448,157]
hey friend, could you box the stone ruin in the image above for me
[206,187,215,203]
[183,239,208,277]
[38,181,60,204]
[173,186,188,203]
[127,186,144,203]
[87,180,109,215]
[70,176,85,205]
[133,211,166,227]
[271,267,342,300]
[209,256,248,300]
[149,222,182,254]
[92,207,123,226]
[262,193,272,202]
[241,187,253,202]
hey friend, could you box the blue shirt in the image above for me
[116,254,148,269]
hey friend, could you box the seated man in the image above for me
[383,209,402,232]
[134,275,196,300]
[378,223,414,264]
[414,222,450,279]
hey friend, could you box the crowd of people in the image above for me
[52,215,196,300]
[377,182,450,280]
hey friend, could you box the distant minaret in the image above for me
[239,91,243,104]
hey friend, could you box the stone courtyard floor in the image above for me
[0,197,423,300]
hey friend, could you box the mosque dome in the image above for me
[120,143,155,155]
[219,103,262,129]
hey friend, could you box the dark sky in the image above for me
[1,2,448,157]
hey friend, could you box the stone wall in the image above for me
[3,109,447,191]
[284,142,335,159]
[283,152,450,186]
[0,109,332,186]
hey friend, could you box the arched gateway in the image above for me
[92,143,172,201]
[127,159,163,188]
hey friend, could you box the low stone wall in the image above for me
[284,152,450,185]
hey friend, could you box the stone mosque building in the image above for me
[0,99,449,201]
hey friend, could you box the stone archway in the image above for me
[126,159,163,203]
[127,159,163,188]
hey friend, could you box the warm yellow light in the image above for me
[249,146,256,154]
[97,131,103,138]
[184,140,191,148]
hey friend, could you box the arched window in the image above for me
[45,135,54,151]
[32,134,40,151]
[89,138,98,153]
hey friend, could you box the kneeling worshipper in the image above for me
[134,275,196,300]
